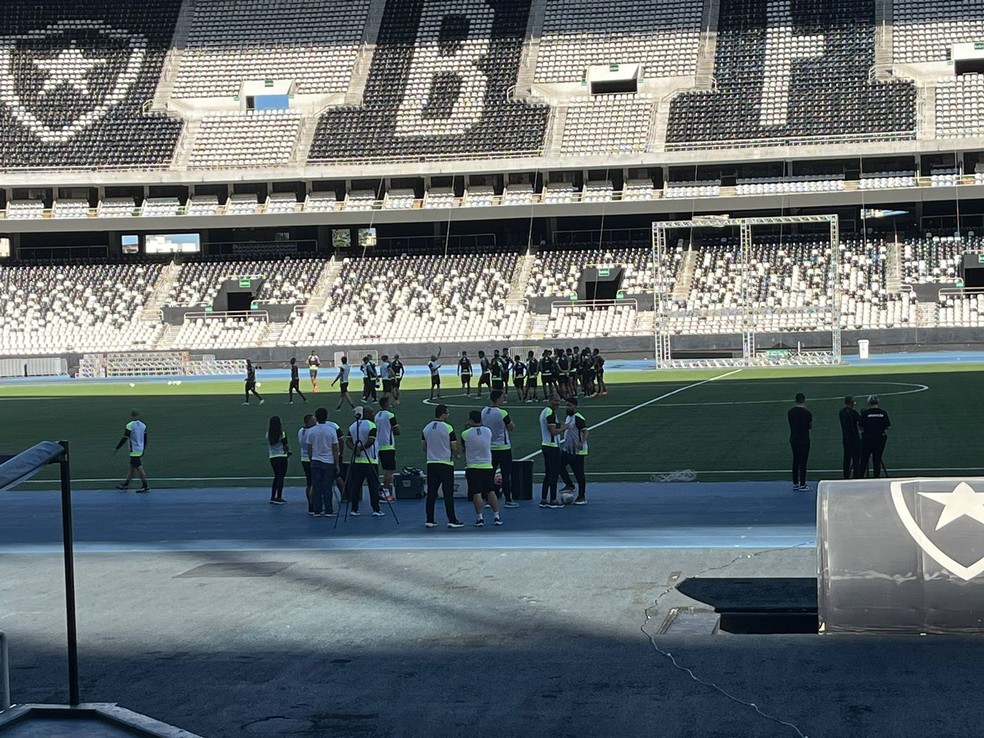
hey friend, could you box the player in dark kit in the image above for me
[524,351,540,403]
[288,358,307,405]
[511,355,527,402]
[556,349,570,398]
[540,350,555,397]
[490,350,506,394]
[839,396,862,479]
[390,354,405,405]
[243,359,264,406]
[859,395,891,478]
[458,351,473,395]
[787,393,812,491]
[361,355,378,403]
[593,348,607,396]
[476,350,491,397]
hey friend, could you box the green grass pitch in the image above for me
[1,364,981,489]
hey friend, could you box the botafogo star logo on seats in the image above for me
[892,479,984,581]
[0,20,145,144]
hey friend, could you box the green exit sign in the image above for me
[239,278,252,288]
[977,254,984,264]
[598,268,611,277]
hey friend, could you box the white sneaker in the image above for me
[425,522,438,528]
[372,511,385,517]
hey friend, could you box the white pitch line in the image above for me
[517,369,742,462]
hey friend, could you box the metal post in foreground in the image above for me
[58,440,80,707]
[1,631,10,710]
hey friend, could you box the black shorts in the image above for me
[527,377,538,388]
[431,375,441,387]
[290,379,300,390]
[379,449,397,471]
[340,382,349,393]
[129,455,144,469]
[478,374,491,386]
[491,379,505,390]
[514,379,525,390]
[394,378,402,387]
[382,380,395,394]
[302,460,312,485]
[460,373,472,383]
[246,381,256,391]
[466,468,495,496]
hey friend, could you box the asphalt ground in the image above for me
[3,482,984,737]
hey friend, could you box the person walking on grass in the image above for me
[332,356,353,411]
[306,407,341,517]
[428,355,443,400]
[307,350,321,393]
[115,409,150,493]
[458,351,473,396]
[298,414,316,513]
[243,359,264,406]
[267,416,290,504]
[462,410,501,527]
[288,358,307,405]
[422,404,463,529]
[788,393,812,491]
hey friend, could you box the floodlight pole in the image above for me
[58,440,80,707]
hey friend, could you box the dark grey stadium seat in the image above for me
[0,1,183,169]
[666,0,916,148]
[309,0,549,163]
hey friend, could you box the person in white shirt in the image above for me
[307,351,321,392]
[332,356,353,411]
[375,395,401,502]
[306,407,341,517]
[428,355,442,401]
[421,404,462,528]
[298,414,316,513]
[461,410,500,527]
[115,409,149,493]
[346,407,384,516]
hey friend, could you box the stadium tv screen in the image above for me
[332,229,352,249]
[145,233,201,254]
[358,227,377,248]
[121,234,140,255]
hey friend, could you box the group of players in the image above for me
[446,346,608,403]
[242,347,609,409]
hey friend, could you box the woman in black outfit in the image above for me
[267,416,290,504]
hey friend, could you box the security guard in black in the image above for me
[859,396,891,478]
[787,393,812,490]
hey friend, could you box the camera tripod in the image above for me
[334,417,399,528]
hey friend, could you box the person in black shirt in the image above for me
[839,396,862,479]
[859,395,891,478]
[288,357,307,405]
[525,351,539,403]
[458,351,473,396]
[476,351,491,398]
[390,354,405,405]
[541,350,555,397]
[593,348,607,396]
[512,355,527,402]
[490,350,506,393]
[243,359,264,406]
[787,393,812,491]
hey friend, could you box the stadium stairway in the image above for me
[151,0,197,112]
[140,262,182,322]
[261,322,287,348]
[508,252,536,302]
[695,0,720,90]
[885,241,903,293]
[672,250,697,301]
[156,324,182,350]
[291,118,320,166]
[300,258,343,314]
[170,119,201,171]
[916,300,938,328]
[343,0,387,106]
[515,0,548,97]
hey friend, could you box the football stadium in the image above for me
[3,0,984,735]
